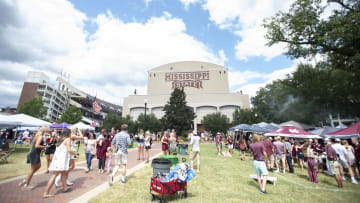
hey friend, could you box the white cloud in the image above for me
[230,65,297,98]
[0,0,225,107]
[179,0,202,10]
[194,0,294,61]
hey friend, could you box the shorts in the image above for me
[115,151,128,165]
[266,154,274,166]
[253,160,268,176]
[138,142,144,146]
[297,152,304,159]
[145,145,151,150]
[191,151,200,161]
[216,143,222,149]
[276,154,285,163]
[339,159,349,169]
[329,160,341,175]
[316,156,323,164]
[228,144,233,149]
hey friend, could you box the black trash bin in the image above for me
[179,143,188,155]
[151,158,172,177]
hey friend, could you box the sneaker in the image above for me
[54,175,61,187]
[108,175,113,186]
[121,177,126,184]
[351,178,358,185]
[260,190,267,194]
[197,169,200,173]
[275,169,279,173]
[23,185,34,190]
[66,180,74,186]
[18,179,26,187]
[342,176,346,181]
[283,170,286,174]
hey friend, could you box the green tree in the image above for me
[232,109,263,125]
[162,88,195,137]
[263,0,360,117]
[57,105,82,124]
[122,115,136,134]
[18,97,48,119]
[103,112,122,131]
[202,112,229,134]
[136,113,162,133]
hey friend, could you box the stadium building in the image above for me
[122,61,250,132]
[17,71,122,123]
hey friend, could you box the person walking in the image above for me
[352,137,360,178]
[97,134,111,174]
[55,128,83,187]
[227,135,234,154]
[190,132,200,172]
[250,134,268,194]
[284,137,294,173]
[135,129,145,160]
[216,132,222,156]
[84,132,96,173]
[106,147,113,174]
[168,132,177,155]
[273,136,286,173]
[19,127,50,190]
[144,131,152,163]
[327,140,343,188]
[43,128,77,198]
[343,140,359,180]
[161,132,169,155]
[304,142,319,183]
[332,138,358,184]
[109,124,131,185]
[239,135,247,160]
[45,130,58,173]
[263,137,274,172]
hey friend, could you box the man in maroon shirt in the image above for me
[263,137,274,172]
[250,134,268,194]
[352,137,360,177]
[327,141,343,188]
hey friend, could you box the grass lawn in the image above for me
[0,143,86,181]
[90,143,360,203]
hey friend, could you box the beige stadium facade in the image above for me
[122,61,250,133]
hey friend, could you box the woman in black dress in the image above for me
[45,130,58,173]
[19,126,50,190]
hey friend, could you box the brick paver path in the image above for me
[0,143,162,203]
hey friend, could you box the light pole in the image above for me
[144,99,147,131]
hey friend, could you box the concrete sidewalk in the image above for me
[0,143,162,203]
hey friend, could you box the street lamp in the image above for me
[144,99,147,131]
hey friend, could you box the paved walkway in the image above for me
[0,143,162,203]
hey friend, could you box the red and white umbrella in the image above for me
[265,125,320,139]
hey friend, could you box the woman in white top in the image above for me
[144,131,152,163]
[43,128,77,198]
[136,129,145,160]
[55,128,83,187]
[84,132,97,172]
[343,140,356,165]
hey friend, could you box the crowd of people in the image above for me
[213,132,360,194]
[16,124,161,198]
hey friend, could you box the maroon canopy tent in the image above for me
[265,125,321,139]
[325,121,360,139]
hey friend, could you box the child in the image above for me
[106,147,113,174]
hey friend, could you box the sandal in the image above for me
[43,194,54,198]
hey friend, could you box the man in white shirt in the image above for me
[332,138,358,184]
[190,133,200,172]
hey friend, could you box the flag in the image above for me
[92,96,102,113]
[90,121,97,127]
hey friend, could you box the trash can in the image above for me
[178,143,188,155]
[159,155,179,166]
[151,158,172,177]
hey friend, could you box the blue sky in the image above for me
[0,0,297,107]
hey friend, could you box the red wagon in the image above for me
[150,177,187,203]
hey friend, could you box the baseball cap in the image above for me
[335,138,341,143]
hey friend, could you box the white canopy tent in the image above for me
[0,114,51,128]
[72,122,95,130]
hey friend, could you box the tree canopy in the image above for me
[136,113,162,133]
[202,112,229,134]
[103,113,136,133]
[259,0,360,123]
[162,88,195,137]
[57,105,82,124]
[18,97,48,119]
[232,108,263,125]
